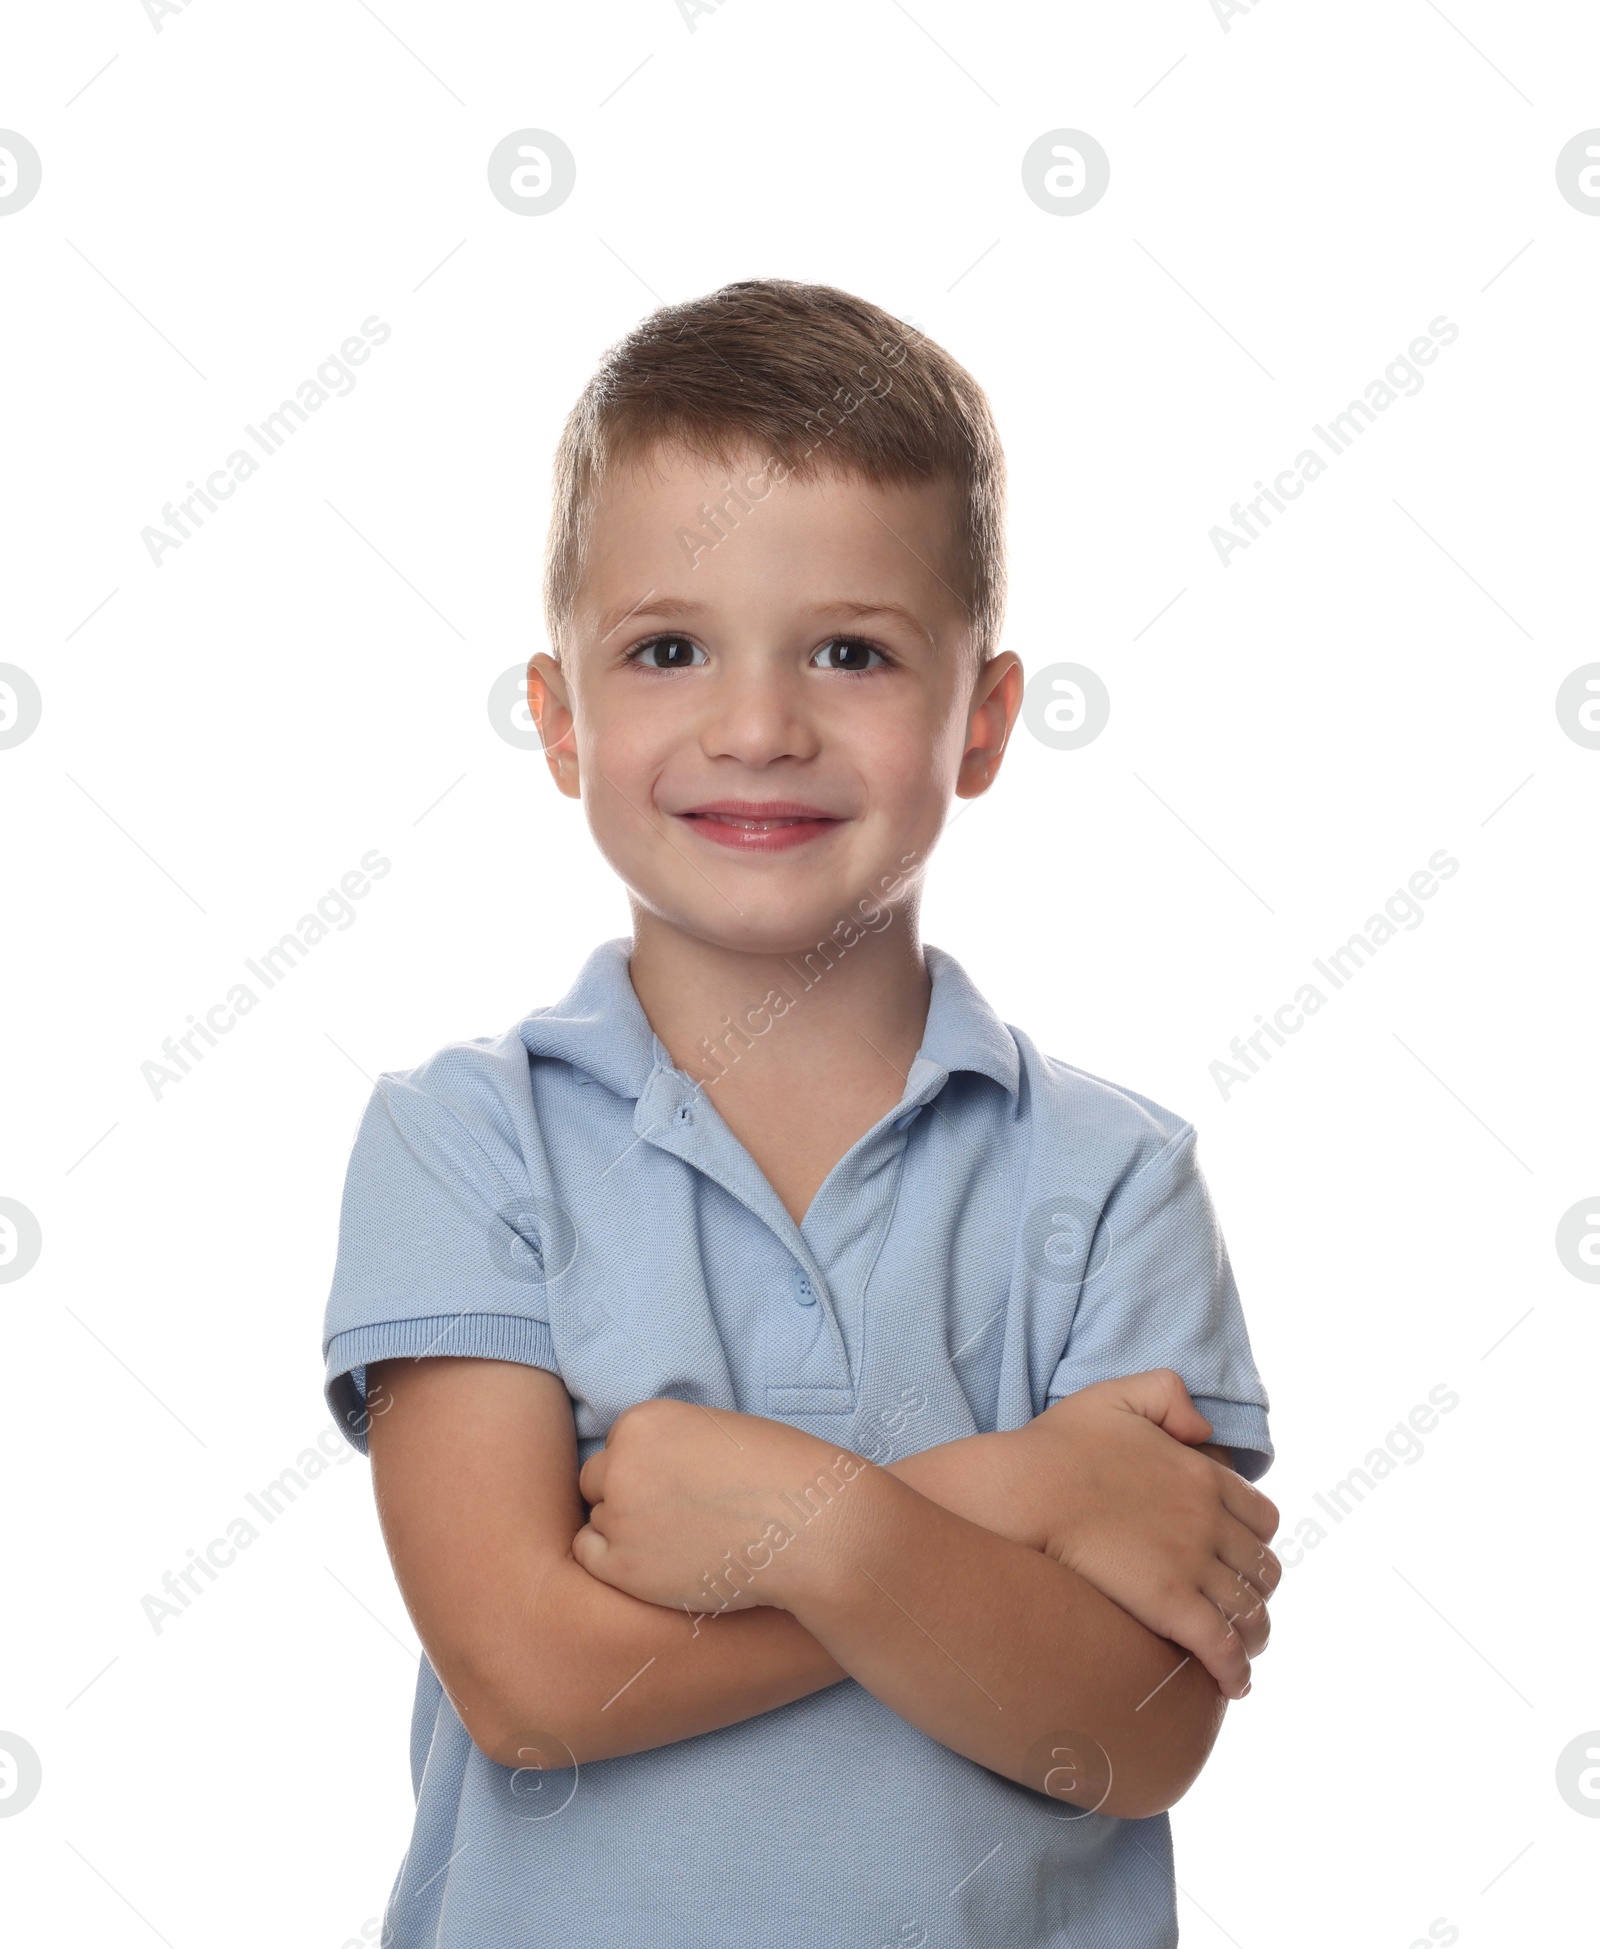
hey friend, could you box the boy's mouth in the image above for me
[672,800,844,854]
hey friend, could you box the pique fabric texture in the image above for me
[323,938,1272,1949]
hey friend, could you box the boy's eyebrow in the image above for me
[596,589,677,642]
[597,593,704,639]
[824,599,936,648]
[594,594,935,647]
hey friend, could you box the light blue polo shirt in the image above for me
[323,938,1271,1949]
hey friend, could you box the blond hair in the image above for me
[542,278,1005,655]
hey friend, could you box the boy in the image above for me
[322,279,1278,1949]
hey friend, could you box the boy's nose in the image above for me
[696,667,822,768]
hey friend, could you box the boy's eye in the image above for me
[629,634,706,669]
[811,637,886,673]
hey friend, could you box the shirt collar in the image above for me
[516,939,660,1100]
[516,937,1020,1102]
[918,944,1021,1096]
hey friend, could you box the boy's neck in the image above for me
[628,907,932,1091]
[626,908,934,1223]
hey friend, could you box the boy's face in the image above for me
[528,443,1021,958]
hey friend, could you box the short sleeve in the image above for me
[321,1073,566,1454]
[1044,1124,1273,1479]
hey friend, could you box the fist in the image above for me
[572,1398,861,1615]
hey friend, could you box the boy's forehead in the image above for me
[590,438,953,523]
[576,441,967,625]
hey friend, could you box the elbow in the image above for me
[468,1714,586,1779]
[1101,1772,1200,1822]
[423,1645,579,1773]
[440,1667,552,1771]
[463,1697,595,1822]
[460,1675,600,1774]
[451,1569,622,1771]
[459,1651,609,1773]
[1100,1665,1228,1820]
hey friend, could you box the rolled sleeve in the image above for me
[321,1073,569,1454]
[325,1313,561,1455]
[1044,1124,1273,1480]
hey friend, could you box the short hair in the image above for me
[542,278,1005,657]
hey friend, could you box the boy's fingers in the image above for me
[1173,1596,1251,1699]
[1216,1470,1279,1543]
[1117,1369,1212,1445]
[570,1523,605,1573]
[1219,1528,1282,1603]
[1205,1566,1269,1658]
[577,1450,608,1504]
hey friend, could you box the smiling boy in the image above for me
[322,279,1277,1949]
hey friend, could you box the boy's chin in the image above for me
[642,894,901,962]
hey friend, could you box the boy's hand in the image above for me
[572,1398,861,1614]
[1007,1370,1281,1700]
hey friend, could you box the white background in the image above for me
[3,2,1597,1944]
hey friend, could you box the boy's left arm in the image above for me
[574,1394,1271,1821]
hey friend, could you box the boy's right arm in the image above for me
[365,1356,849,1767]
[365,1355,1067,1768]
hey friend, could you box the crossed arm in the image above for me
[366,1359,1278,1822]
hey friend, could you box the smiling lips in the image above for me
[673,800,844,853]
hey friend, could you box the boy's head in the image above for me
[529,278,1022,959]
[542,278,1006,660]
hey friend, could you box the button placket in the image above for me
[632,1066,855,1402]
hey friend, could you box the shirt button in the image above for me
[791,1268,817,1306]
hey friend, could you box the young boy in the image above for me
[322,279,1278,1949]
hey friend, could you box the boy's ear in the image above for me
[955,650,1024,799]
[527,652,580,798]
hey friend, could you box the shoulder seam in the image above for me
[1128,1119,1198,1185]
[373,1071,530,1214]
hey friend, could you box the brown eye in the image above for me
[812,638,885,672]
[632,635,705,669]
